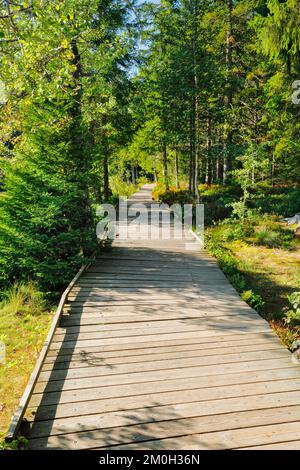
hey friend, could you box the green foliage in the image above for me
[152,182,166,201]
[198,184,241,225]
[230,143,269,223]
[284,284,300,326]
[254,228,281,248]
[257,0,300,70]
[230,273,247,292]
[253,223,296,250]
[0,435,28,450]
[199,184,241,202]
[110,175,137,198]
[0,282,52,434]
[0,282,46,316]
[241,289,265,313]
[0,115,97,292]
[159,189,194,206]
[0,0,134,293]
[252,186,300,217]
[206,229,265,313]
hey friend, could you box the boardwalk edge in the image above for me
[5,252,98,442]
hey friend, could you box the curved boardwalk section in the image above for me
[22,186,300,449]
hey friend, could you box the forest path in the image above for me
[23,185,300,450]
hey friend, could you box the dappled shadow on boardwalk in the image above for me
[21,243,282,450]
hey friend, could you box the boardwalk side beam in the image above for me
[5,255,96,441]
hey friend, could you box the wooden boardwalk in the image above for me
[22,185,300,449]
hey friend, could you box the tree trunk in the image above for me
[162,142,169,190]
[215,129,221,181]
[70,38,94,255]
[223,0,233,184]
[89,120,102,203]
[101,114,110,202]
[271,152,275,187]
[205,115,212,184]
[192,2,200,201]
[175,146,179,189]
[193,94,200,201]
[131,165,136,185]
[103,153,110,202]
[189,103,195,193]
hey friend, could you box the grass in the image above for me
[205,218,300,347]
[0,283,53,441]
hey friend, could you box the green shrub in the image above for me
[199,184,241,225]
[110,175,136,198]
[160,189,194,205]
[0,436,28,450]
[254,228,281,248]
[204,200,232,225]
[0,103,97,294]
[230,273,247,292]
[199,184,242,202]
[253,185,300,217]
[137,176,149,187]
[153,184,194,205]
[152,182,166,201]
[206,230,265,313]
[253,221,296,250]
[241,290,265,312]
[284,287,300,326]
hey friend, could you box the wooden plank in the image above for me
[19,185,300,449]
[26,401,300,449]
[25,406,300,448]
[37,350,290,383]
[47,331,277,356]
[70,286,237,294]
[80,272,223,279]
[240,440,300,450]
[34,358,297,394]
[27,379,300,425]
[63,303,255,314]
[54,316,268,337]
[100,421,300,450]
[46,333,279,358]
[59,311,260,326]
[90,258,217,266]
[39,348,288,376]
[29,367,300,408]
[43,341,283,368]
[67,294,241,303]
[86,268,219,275]
[50,327,272,351]
[65,301,257,310]
[52,319,270,341]
[49,330,276,351]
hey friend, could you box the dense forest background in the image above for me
[0,0,300,294]
[1,0,300,437]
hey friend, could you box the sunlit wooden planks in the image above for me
[23,184,300,450]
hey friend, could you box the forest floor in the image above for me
[206,221,300,347]
[0,286,53,440]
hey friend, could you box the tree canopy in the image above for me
[0,0,299,293]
